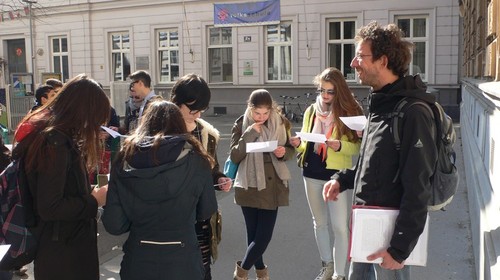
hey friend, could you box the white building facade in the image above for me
[0,0,461,127]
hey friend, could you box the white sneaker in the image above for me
[314,262,334,280]
[331,275,345,280]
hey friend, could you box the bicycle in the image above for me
[279,95,301,123]
[355,95,369,115]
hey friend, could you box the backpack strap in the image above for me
[391,98,435,151]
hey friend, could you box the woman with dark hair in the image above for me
[170,73,232,280]
[230,89,294,280]
[289,67,363,280]
[13,74,110,280]
[102,100,217,280]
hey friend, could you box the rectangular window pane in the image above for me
[209,48,222,82]
[329,22,341,40]
[267,25,279,43]
[343,44,355,79]
[222,28,232,44]
[281,23,291,42]
[328,44,341,70]
[397,19,410,37]
[170,31,178,47]
[344,21,355,39]
[123,53,131,78]
[53,56,61,73]
[159,31,168,48]
[112,53,122,81]
[267,46,276,80]
[159,51,170,82]
[52,38,60,53]
[413,18,426,37]
[122,34,130,50]
[210,28,220,45]
[280,46,292,80]
[62,56,69,81]
[221,48,233,82]
[413,42,426,75]
[61,38,68,52]
[112,35,120,50]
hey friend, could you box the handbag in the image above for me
[223,156,239,179]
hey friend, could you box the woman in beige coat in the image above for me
[230,89,294,280]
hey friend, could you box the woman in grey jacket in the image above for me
[102,100,217,280]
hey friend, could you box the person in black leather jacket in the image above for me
[323,21,438,280]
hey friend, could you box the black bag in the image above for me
[390,97,459,211]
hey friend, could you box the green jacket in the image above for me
[296,105,361,170]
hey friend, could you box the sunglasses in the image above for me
[316,88,335,95]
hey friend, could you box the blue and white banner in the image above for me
[214,0,280,27]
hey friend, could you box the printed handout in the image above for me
[295,132,327,143]
[0,245,10,261]
[339,115,367,131]
[350,207,429,266]
[101,126,124,138]
[246,140,278,153]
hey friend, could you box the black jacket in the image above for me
[27,129,99,280]
[102,136,217,280]
[333,75,437,262]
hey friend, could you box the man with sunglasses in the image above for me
[123,70,158,134]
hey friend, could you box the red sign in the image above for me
[16,48,22,57]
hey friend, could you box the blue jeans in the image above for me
[303,177,352,277]
[349,262,411,280]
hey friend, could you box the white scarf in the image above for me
[234,108,291,190]
[312,96,334,157]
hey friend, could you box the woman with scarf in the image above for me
[230,89,294,280]
[289,67,363,280]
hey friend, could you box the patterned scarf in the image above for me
[312,95,334,161]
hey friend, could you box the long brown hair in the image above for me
[313,67,363,141]
[22,74,110,171]
[121,100,214,167]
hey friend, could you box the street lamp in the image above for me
[22,0,37,75]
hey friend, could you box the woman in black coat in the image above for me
[14,74,110,280]
[102,100,217,280]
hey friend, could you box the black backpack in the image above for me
[0,157,38,271]
[390,97,459,211]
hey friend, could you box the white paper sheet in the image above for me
[350,208,429,266]
[295,132,327,143]
[0,245,10,261]
[339,115,367,131]
[246,140,278,153]
[101,126,124,138]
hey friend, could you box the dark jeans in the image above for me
[240,206,278,270]
[0,271,12,280]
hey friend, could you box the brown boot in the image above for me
[233,261,249,280]
[256,265,269,280]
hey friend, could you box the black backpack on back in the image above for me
[390,97,459,211]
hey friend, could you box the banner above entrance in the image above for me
[214,0,280,27]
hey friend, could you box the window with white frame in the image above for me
[266,22,292,82]
[157,29,179,83]
[50,36,69,82]
[327,19,356,81]
[208,27,233,83]
[396,16,428,81]
[110,32,131,81]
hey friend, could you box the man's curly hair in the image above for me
[355,21,414,77]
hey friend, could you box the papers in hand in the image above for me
[0,245,10,261]
[101,126,124,138]
[246,140,277,153]
[295,132,326,143]
[350,207,429,266]
[339,115,367,131]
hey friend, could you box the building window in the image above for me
[396,16,428,81]
[50,36,69,82]
[266,22,292,82]
[110,32,131,81]
[157,29,179,83]
[208,27,233,83]
[327,19,356,81]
